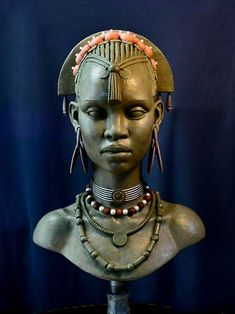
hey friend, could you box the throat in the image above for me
[93,164,142,190]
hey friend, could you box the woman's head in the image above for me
[58,30,174,175]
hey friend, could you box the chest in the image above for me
[61,214,178,281]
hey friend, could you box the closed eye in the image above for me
[86,107,106,120]
[126,106,148,119]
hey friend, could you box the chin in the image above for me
[104,161,141,175]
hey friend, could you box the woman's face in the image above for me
[73,61,160,175]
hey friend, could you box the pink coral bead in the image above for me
[135,39,145,51]
[72,65,79,76]
[100,32,106,39]
[89,35,104,47]
[75,53,83,64]
[105,31,120,40]
[120,32,136,43]
[80,44,90,56]
[144,46,153,58]
[131,35,138,44]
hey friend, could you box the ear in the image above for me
[154,99,164,126]
[68,101,80,130]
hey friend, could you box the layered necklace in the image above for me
[74,186,163,273]
[84,182,151,218]
[83,194,154,247]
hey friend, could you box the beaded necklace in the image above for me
[82,194,154,247]
[75,191,163,273]
[85,183,151,218]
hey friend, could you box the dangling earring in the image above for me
[70,126,88,174]
[147,123,163,173]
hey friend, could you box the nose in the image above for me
[104,113,129,141]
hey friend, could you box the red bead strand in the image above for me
[84,184,151,218]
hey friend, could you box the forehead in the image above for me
[76,61,154,103]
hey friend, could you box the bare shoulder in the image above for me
[33,204,75,252]
[162,200,206,249]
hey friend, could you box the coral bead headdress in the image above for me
[58,30,174,114]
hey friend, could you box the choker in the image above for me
[92,182,144,205]
[75,191,163,272]
[84,183,151,218]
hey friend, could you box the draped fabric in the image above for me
[1,0,235,313]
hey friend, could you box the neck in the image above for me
[92,165,142,190]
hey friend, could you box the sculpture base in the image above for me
[36,303,171,313]
[107,292,130,314]
[107,281,130,314]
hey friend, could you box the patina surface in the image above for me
[33,30,205,281]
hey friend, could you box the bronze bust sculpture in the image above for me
[33,30,205,282]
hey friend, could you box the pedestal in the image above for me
[107,281,130,314]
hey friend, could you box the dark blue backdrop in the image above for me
[1,0,235,313]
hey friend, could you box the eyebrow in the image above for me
[82,99,152,103]
[79,100,103,110]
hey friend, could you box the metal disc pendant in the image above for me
[111,190,126,205]
[112,232,128,247]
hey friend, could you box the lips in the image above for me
[101,145,131,154]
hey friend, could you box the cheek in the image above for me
[131,124,153,160]
[133,117,154,148]
[139,130,152,153]
[80,132,100,165]
[81,128,100,151]
[79,120,104,161]
[79,113,102,145]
